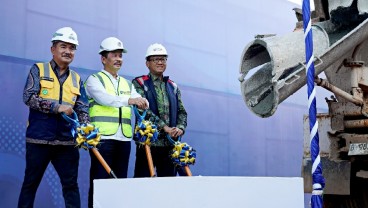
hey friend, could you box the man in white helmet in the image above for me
[18,27,89,208]
[85,37,148,208]
[132,43,188,177]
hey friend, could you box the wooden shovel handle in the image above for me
[184,165,192,176]
[91,148,117,178]
[145,145,155,177]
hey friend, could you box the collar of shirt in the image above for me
[50,59,69,80]
[101,69,119,88]
[149,73,171,82]
[149,73,171,87]
[102,69,120,79]
[149,73,162,82]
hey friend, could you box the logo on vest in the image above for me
[42,89,48,95]
[120,91,130,95]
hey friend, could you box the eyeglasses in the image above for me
[149,57,167,64]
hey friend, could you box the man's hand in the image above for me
[163,126,183,139]
[58,105,74,115]
[171,127,183,138]
[129,97,149,109]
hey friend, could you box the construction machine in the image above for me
[239,0,368,207]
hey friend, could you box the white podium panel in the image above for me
[94,176,304,208]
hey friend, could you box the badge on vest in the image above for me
[42,89,48,95]
[120,91,130,95]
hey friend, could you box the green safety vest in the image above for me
[88,72,132,137]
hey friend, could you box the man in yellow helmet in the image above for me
[85,37,148,208]
[18,27,89,208]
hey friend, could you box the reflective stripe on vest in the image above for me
[37,62,80,107]
[88,72,132,137]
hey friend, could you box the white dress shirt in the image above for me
[85,69,141,141]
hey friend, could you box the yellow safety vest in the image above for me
[37,62,80,106]
[88,72,132,137]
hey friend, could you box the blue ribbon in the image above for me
[302,1,325,207]
[61,111,80,138]
[61,112,101,149]
[166,135,181,144]
[133,106,158,145]
[167,135,196,167]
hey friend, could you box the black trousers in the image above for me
[18,143,80,208]
[88,140,131,208]
[133,145,176,177]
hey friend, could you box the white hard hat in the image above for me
[145,43,168,58]
[51,27,79,45]
[99,37,127,54]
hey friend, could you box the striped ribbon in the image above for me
[61,112,101,149]
[167,135,196,167]
[132,106,158,145]
[302,1,325,207]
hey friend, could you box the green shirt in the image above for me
[132,73,187,146]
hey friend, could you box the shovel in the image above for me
[62,112,117,178]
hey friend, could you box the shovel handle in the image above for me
[184,165,192,176]
[145,145,156,177]
[91,148,117,178]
